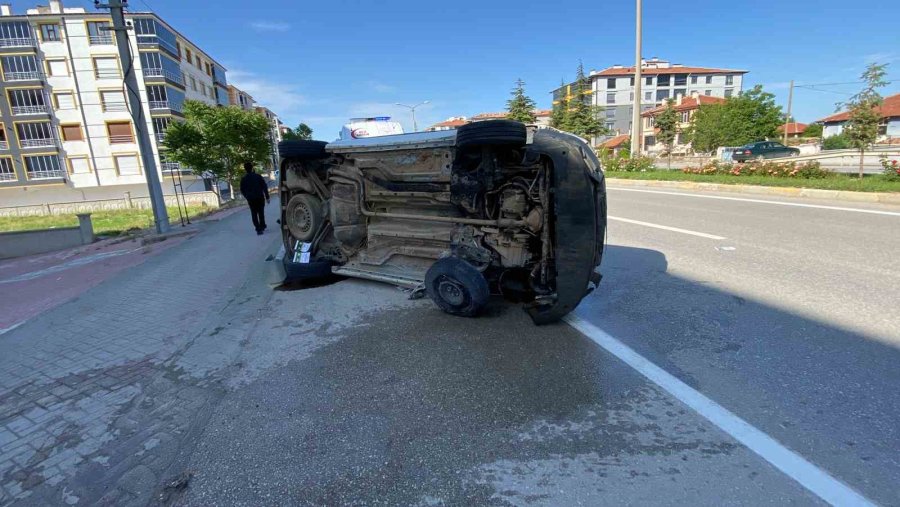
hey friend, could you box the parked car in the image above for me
[732,141,800,162]
[274,120,607,324]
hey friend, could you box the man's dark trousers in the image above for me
[248,198,267,232]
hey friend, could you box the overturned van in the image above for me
[275,120,606,324]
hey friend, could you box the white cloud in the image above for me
[249,21,291,32]
[227,68,306,120]
[365,81,397,93]
[863,52,897,64]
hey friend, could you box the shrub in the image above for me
[682,160,832,179]
[822,134,851,150]
[880,156,900,181]
[598,147,655,172]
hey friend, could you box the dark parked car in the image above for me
[732,141,800,162]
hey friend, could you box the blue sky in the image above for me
[14,0,900,139]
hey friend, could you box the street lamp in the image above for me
[395,100,430,132]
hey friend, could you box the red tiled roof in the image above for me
[777,122,807,135]
[818,93,900,123]
[471,109,552,120]
[595,65,747,77]
[430,118,468,128]
[641,95,726,117]
[534,109,552,117]
[600,134,630,149]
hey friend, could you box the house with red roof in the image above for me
[425,117,469,132]
[817,93,900,141]
[777,122,808,140]
[470,110,553,127]
[640,93,726,154]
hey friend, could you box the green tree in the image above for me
[550,78,569,129]
[801,123,823,138]
[283,123,313,141]
[688,85,783,152]
[165,101,272,199]
[566,61,607,139]
[822,133,851,150]
[655,99,678,169]
[506,78,537,123]
[839,63,888,178]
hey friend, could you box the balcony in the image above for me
[89,34,113,45]
[27,168,64,180]
[0,171,14,181]
[0,140,8,150]
[0,37,36,48]
[4,70,43,81]
[160,162,181,173]
[143,67,184,86]
[149,100,169,111]
[20,137,57,148]
[12,104,50,115]
[155,133,166,143]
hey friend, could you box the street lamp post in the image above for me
[630,0,643,156]
[395,101,430,132]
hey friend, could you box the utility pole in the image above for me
[630,0,643,156]
[396,101,430,132]
[97,0,169,233]
[783,80,794,145]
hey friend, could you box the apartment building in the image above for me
[228,84,254,111]
[255,105,282,172]
[593,58,746,138]
[640,93,726,153]
[0,0,228,206]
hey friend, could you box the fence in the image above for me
[0,214,94,260]
[0,191,220,217]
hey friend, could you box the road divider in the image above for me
[565,315,876,507]
[608,216,726,240]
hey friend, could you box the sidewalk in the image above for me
[0,201,280,505]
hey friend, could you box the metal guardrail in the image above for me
[4,71,43,81]
[0,172,15,181]
[12,105,49,115]
[108,135,135,144]
[20,138,57,148]
[161,162,182,173]
[89,34,113,45]
[26,170,64,180]
[142,67,184,86]
[0,38,36,48]
[0,141,8,151]
[149,101,169,110]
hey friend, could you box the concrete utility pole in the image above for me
[395,101,430,132]
[783,80,794,145]
[98,0,169,233]
[630,0,643,156]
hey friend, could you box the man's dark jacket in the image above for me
[240,172,269,201]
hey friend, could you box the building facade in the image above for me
[255,105,282,172]
[818,93,900,140]
[640,94,725,154]
[227,84,254,111]
[0,0,228,206]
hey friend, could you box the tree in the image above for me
[165,101,272,199]
[550,78,569,129]
[801,123,823,138]
[566,61,607,139]
[839,63,888,178]
[688,85,783,152]
[283,123,313,141]
[655,99,678,169]
[506,78,537,123]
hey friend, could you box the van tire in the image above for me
[425,257,490,317]
[456,120,527,149]
[278,140,328,160]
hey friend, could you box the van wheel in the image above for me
[456,120,527,149]
[278,140,328,160]
[286,194,322,242]
[425,257,490,317]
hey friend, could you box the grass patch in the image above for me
[0,206,214,235]
[606,170,900,193]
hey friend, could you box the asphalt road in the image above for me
[167,186,898,505]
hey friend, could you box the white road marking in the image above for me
[609,187,900,217]
[565,315,876,507]
[608,216,726,240]
[0,321,24,336]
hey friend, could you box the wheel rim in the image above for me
[292,203,312,236]
[437,276,466,306]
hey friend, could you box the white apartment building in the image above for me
[0,0,229,206]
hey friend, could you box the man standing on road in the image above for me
[240,162,270,235]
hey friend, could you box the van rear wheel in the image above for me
[425,257,490,317]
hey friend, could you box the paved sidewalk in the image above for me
[0,201,279,505]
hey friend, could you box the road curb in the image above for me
[606,178,900,205]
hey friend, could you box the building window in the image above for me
[630,77,635,86]
[61,124,84,142]
[656,89,670,102]
[681,111,690,123]
[605,121,614,131]
[0,21,34,46]
[726,75,734,85]
[647,117,655,127]
[629,92,634,101]
[205,62,212,77]
[606,108,615,118]
[195,55,201,69]
[706,76,713,84]
[674,74,687,86]
[107,121,135,144]
[607,78,616,89]
[645,76,653,85]
[190,76,197,91]
[185,48,192,63]
[724,89,734,98]
[0,157,14,181]
[100,90,127,111]
[46,59,68,77]
[0,126,7,149]
[674,88,686,98]
[16,122,56,148]
[8,89,48,115]
[93,56,120,79]
[657,74,671,86]
[606,92,615,104]
[704,90,712,96]
[2,55,41,80]
[68,157,90,174]
[176,41,182,59]
[24,154,64,179]
[39,24,60,42]
[114,154,140,175]
[153,116,171,142]
[87,21,113,45]
[147,85,168,109]
[644,91,652,101]
[54,91,75,110]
